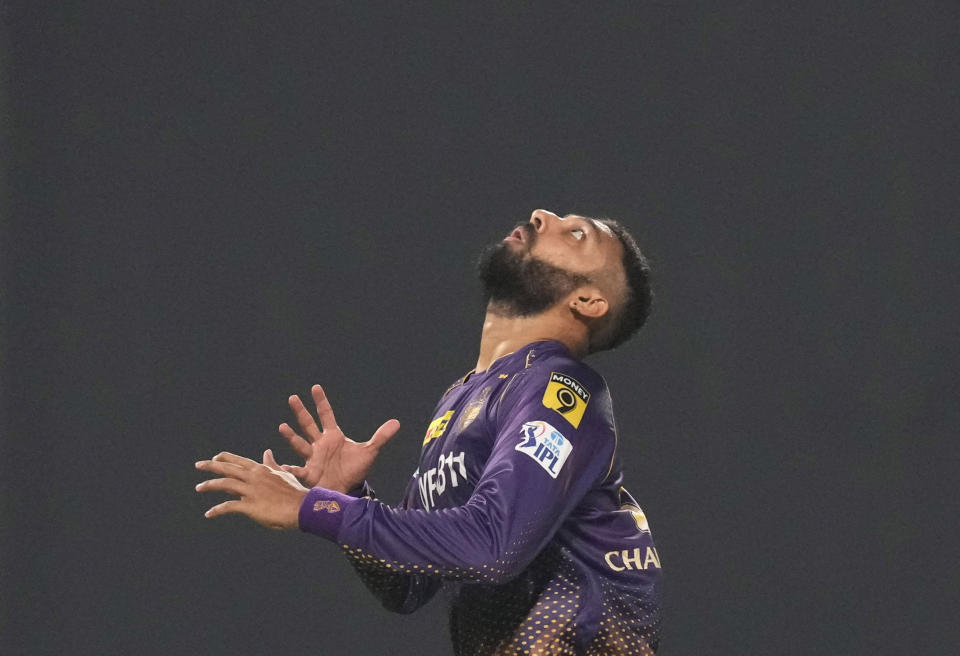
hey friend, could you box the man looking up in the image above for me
[195,209,662,655]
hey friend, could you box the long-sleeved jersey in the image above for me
[299,340,662,655]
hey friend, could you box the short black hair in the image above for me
[589,218,653,353]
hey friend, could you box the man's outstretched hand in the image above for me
[276,384,400,493]
[195,451,308,529]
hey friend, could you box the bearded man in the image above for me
[195,209,663,655]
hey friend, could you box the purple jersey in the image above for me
[299,340,662,654]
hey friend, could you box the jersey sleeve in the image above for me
[343,476,442,613]
[299,365,617,584]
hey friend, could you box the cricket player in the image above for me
[195,209,662,654]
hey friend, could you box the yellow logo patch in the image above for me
[422,410,455,447]
[541,372,590,428]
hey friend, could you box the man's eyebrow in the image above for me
[564,215,611,242]
[584,217,612,241]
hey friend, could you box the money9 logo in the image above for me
[555,387,577,413]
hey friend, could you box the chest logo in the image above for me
[541,372,591,428]
[516,420,573,478]
[422,410,455,447]
[457,386,491,432]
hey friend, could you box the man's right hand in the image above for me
[273,384,400,493]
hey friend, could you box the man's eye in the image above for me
[571,229,585,240]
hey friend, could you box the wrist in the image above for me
[284,490,308,529]
[313,476,357,495]
[299,488,357,540]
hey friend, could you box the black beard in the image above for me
[477,240,588,317]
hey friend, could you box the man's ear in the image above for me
[569,288,610,319]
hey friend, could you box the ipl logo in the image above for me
[516,420,574,478]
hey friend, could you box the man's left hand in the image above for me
[195,451,309,530]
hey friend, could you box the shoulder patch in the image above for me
[516,420,573,478]
[541,371,591,428]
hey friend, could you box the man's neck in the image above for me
[475,302,587,372]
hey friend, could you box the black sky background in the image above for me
[3,2,958,655]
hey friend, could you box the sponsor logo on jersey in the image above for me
[422,410,455,447]
[312,499,341,513]
[541,371,591,428]
[516,420,573,478]
[418,450,467,511]
[604,546,661,572]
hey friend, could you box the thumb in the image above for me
[369,418,400,450]
[281,464,306,479]
[263,448,280,470]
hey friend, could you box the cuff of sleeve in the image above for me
[346,481,377,499]
[298,487,357,540]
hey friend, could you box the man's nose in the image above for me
[529,209,561,233]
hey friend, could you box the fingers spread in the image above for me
[311,385,340,433]
[195,459,249,480]
[369,418,401,450]
[211,452,256,468]
[289,395,323,441]
[195,477,246,496]
[279,423,312,458]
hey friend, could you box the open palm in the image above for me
[270,384,400,494]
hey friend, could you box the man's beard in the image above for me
[477,239,589,318]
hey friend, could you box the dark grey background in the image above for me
[3,2,957,655]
